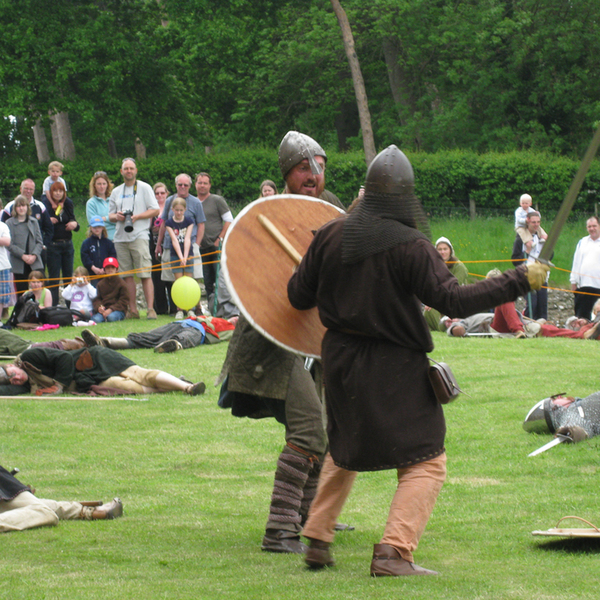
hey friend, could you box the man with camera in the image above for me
[108,158,159,320]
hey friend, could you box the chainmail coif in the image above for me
[342,145,431,265]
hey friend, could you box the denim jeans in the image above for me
[91,310,125,323]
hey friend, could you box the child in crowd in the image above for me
[165,198,195,319]
[91,257,129,323]
[80,216,117,287]
[0,217,14,321]
[42,161,68,194]
[62,267,98,324]
[515,193,547,251]
[28,270,53,308]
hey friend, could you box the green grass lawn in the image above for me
[2,318,600,599]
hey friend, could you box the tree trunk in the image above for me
[330,0,376,166]
[107,137,118,158]
[32,117,51,164]
[49,111,76,160]
[49,112,60,158]
[382,37,422,149]
[382,37,408,120]
[135,137,147,160]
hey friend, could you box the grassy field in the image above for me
[2,317,600,600]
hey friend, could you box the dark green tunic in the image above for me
[18,346,136,393]
[288,218,530,471]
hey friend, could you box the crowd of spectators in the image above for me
[0,160,238,325]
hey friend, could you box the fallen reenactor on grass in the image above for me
[439,313,541,338]
[524,392,600,456]
[0,465,122,533]
[79,315,237,354]
[0,346,205,396]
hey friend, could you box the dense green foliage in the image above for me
[1,0,600,160]
[2,322,600,599]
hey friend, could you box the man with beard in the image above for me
[219,131,343,554]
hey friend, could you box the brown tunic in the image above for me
[288,217,530,471]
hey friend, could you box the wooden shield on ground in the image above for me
[532,516,600,538]
[222,194,344,358]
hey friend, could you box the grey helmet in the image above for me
[342,145,430,264]
[278,131,326,179]
[364,144,414,198]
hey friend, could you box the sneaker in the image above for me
[187,310,196,319]
[175,310,185,320]
[147,308,157,320]
[154,339,183,354]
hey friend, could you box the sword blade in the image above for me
[540,124,600,262]
[528,436,564,457]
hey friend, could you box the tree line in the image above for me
[1,0,600,163]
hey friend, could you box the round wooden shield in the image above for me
[222,194,344,358]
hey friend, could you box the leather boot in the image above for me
[261,529,308,554]
[58,338,86,351]
[81,329,105,347]
[80,498,123,520]
[305,538,334,569]
[370,543,438,577]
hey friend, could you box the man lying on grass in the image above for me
[0,346,205,396]
[1,465,123,533]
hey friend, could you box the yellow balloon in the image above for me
[171,276,201,310]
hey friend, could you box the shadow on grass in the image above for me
[534,538,600,554]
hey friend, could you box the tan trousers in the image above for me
[100,365,161,394]
[0,491,83,533]
[302,452,447,563]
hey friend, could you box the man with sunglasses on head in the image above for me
[108,158,159,320]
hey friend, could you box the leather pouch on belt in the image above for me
[75,349,94,371]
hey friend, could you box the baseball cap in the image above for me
[103,257,119,269]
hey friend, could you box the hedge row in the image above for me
[1,148,598,213]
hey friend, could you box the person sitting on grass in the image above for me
[165,197,196,319]
[61,267,97,324]
[0,345,206,396]
[28,270,53,309]
[91,257,129,323]
[1,464,122,533]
